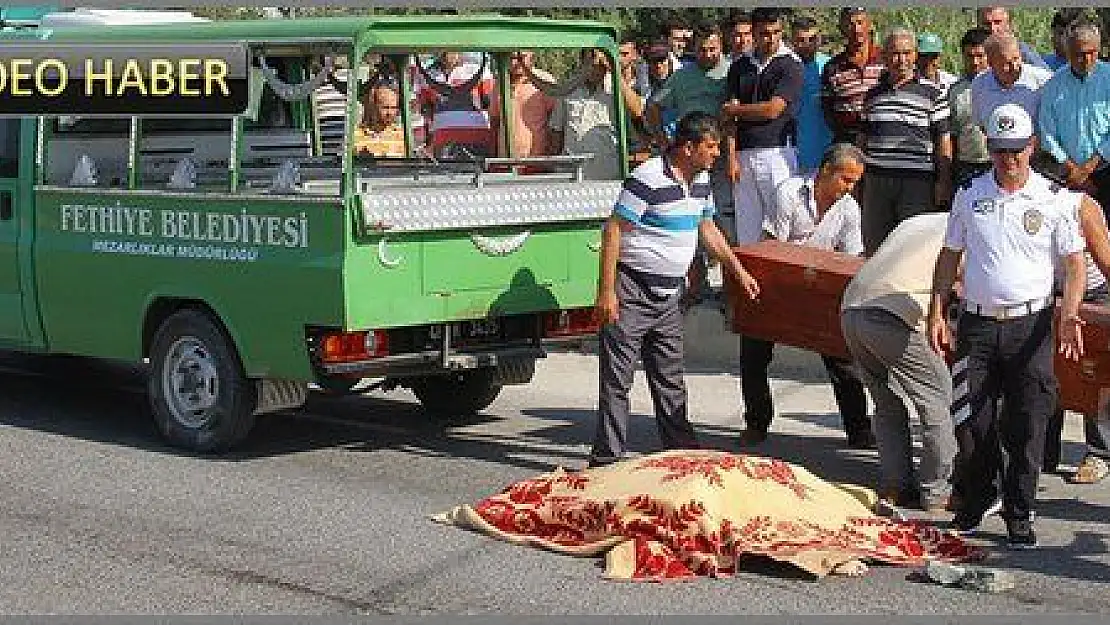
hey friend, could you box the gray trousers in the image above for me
[842,307,956,505]
[592,268,695,463]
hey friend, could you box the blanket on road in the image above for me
[433,449,983,581]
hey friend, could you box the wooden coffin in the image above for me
[1058,303,1110,416]
[723,240,863,360]
[721,239,1110,416]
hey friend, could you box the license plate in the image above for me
[453,319,501,339]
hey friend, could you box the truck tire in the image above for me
[147,309,257,452]
[411,369,501,418]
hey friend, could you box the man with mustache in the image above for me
[860,28,952,254]
[590,112,759,468]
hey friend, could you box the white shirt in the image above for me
[970,63,1052,130]
[945,170,1084,307]
[765,175,864,255]
[842,213,948,332]
[549,76,620,181]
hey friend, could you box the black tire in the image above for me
[411,369,502,418]
[147,309,257,452]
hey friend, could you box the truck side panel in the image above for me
[344,221,603,328]
[32,190,346,380]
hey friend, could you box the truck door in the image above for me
[0,118,29,343]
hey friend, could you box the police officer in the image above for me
[927,103,1086,549]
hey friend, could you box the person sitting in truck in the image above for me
[416,51,499,159]
[528,48,623,180]
[354,83,406,158]
[507,50,557,160]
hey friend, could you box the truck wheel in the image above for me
[411,369,501,418]
[147,309,257,452]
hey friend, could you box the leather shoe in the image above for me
[878,486,921,508]
[847,430,877,450]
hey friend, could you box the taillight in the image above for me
[543,307,600,338]
[318,330,390,363]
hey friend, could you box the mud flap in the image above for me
[492,357,536,386]
[254,378,308,415]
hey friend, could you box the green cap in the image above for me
[917,32,943,55]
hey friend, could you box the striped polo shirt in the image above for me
[614,155,715,279]
[820,46,885,141]
[862,75,950,173]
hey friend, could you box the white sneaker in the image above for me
[985,498,1003,517]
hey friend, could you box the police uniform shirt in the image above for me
[945,171,1084,308]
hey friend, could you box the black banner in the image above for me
[0,43,248,116]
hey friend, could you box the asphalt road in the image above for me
[0,340,1107,615]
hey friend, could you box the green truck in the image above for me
[0,10,626,451]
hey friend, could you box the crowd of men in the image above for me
[590,6,1110,551]
[343,6,1110,550]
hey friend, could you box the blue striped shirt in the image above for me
[1038,61,1110,167]
[614,155,715,278]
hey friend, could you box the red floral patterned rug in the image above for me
[434,449,984,581]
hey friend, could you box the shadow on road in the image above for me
[0,348,872,485]
[0,350,589,471]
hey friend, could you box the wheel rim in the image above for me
[161,336,220,429]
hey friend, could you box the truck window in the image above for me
[239,51,344,195]
[136,118,234,192]
[136,87,301,192]
[351,46,624,184]
[47,117,130,188]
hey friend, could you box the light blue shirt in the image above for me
[970,63,1052,129]
[1038,61,1110,166]
[796,53,834,171]
[1043,52,1067,72]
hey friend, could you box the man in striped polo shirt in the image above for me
[820,7,885,146]
[861,27,953,254]
[590,112,760,468]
